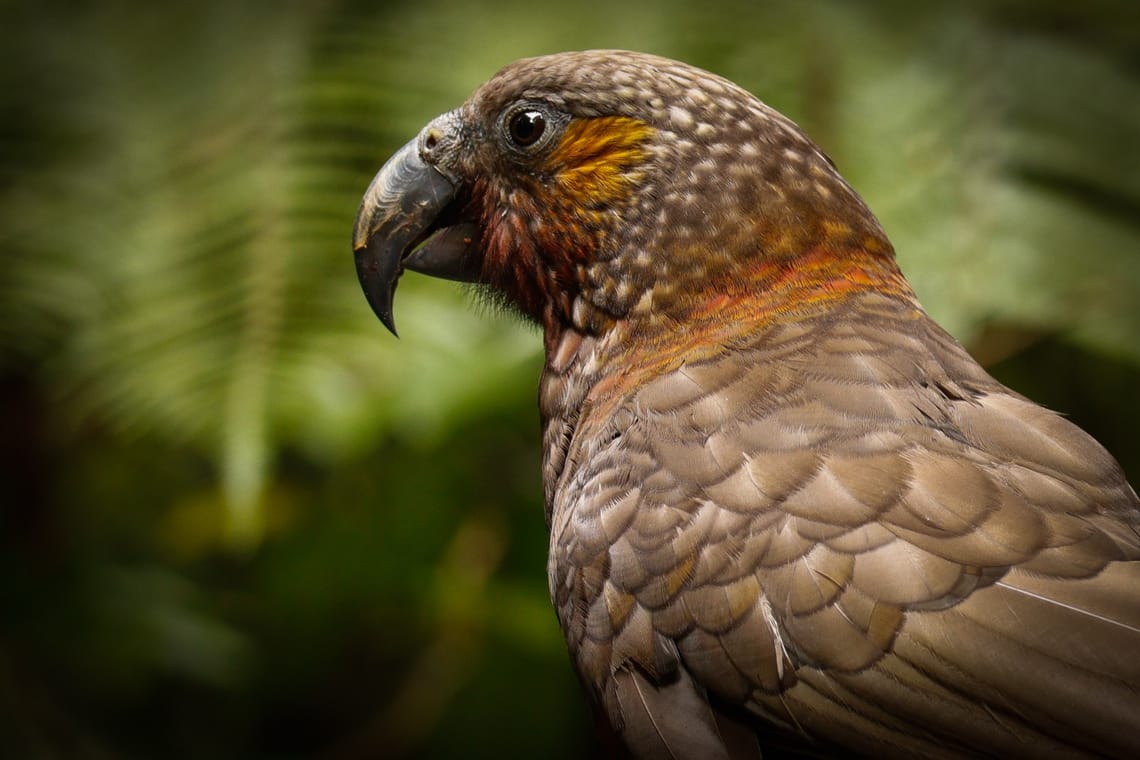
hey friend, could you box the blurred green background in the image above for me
[2,0,1138,757]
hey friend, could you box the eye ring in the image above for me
[500,103,564,155]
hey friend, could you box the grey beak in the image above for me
[352,138,462,336]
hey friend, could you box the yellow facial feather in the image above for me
[541,116,654,203]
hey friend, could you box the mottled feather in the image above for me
[547,289,1140,757]
[363,49,1140,759]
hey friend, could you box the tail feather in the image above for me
[612,665,751,760]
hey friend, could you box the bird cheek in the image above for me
[477,200,548,316]
[484,207,535,273]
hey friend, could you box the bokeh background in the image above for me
[3,0,1139,757]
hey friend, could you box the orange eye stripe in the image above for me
[540,116,654,202]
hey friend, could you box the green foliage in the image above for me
[1,0,1137,757]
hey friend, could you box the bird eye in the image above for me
[507,109,547,148]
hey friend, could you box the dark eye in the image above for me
[508,109,546,147]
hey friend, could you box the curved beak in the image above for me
[352,137,478,336]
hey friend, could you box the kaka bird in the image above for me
[353,51,1140,758]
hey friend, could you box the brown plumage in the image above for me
[352,50,1140,758]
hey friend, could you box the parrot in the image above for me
[352,50,1140,758]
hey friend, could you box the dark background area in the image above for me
[2,1,1138,757]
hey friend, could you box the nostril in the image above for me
[424,128,441,152]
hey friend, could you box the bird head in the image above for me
[354,50,903,341]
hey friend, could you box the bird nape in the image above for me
[352,50,1140,759]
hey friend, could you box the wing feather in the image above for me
[549,291,1140,757]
